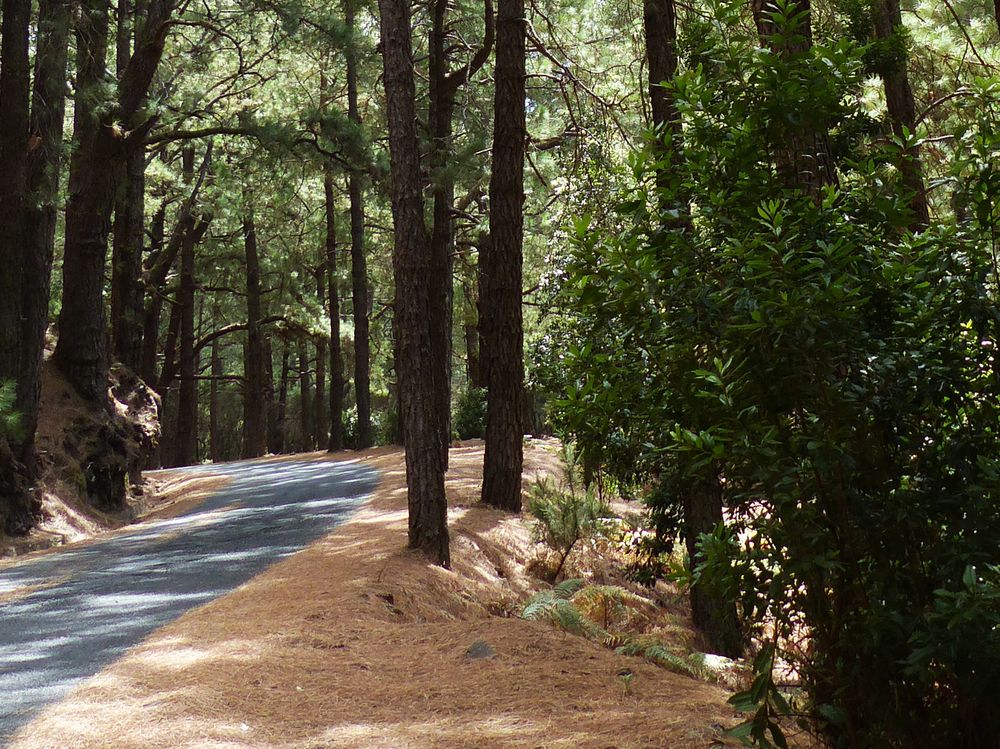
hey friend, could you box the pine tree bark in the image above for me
[275,340,290,453]
[685,476,743,658]
[297,338,313,451]
[242,211,268,458]
[55,0,174,401]
[326,170,346,451]
[173,148,198,466]
[751,0,836,197]
[19,0,71,464]
[427,0,457,467]
[873,0,928,230]
[110,0,146,371]
[0,0,35,533]
[462,275,483,389]
[140,204,167,383]
[209,337,222,462]
[378,0,449,565]
[427,0,493,464]
[346,0,372,449]
[481,0,526,513]
[643,0,679,132]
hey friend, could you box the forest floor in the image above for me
[7,441,742,749]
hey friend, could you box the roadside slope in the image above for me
[10,441,737,749]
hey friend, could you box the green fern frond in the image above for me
[553,578,586,598]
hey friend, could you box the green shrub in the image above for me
[547,5,1000,746]
[0,381,22,442]
[452,386,486,440]
[527,477,611,581]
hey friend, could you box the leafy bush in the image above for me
[547,5,1000,746]
[452,386,486,440]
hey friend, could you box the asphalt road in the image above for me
[0,456,378,743]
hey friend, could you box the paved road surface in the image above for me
[0,456,378,743]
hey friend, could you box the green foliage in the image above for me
[452,386,486,440]
[527,476,611,580]
[522,581,711,679]
[0,382,23,443]
[547,3,1000,745]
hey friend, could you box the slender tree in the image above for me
[378,0,449,565]
[345,0,373,449]
[173,147,199,466]
[242,209,268,457]
[873,0,929,229]
[326,169,346,451]
[480,0,526,513]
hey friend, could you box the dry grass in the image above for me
[8,440,740,749]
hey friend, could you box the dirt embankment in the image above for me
[9,441,740,749]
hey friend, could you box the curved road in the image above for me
[0,456,378,743]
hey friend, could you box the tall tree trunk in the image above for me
[297,338,313,451]
[314,332,328,449]
[427,0,457,468]
[241,211,268,457]
[173,149,198,466]
[873,0,928,230]
[378,0,449,565]
[209,336,222,463]
[685,477,743,658]
[346,0,372,449]
[110,0,146,371]
[326,170,345,451]
[55,0,173,401]
[643,0,680,133]
[462,275,483,389]
[751,0,836,197]
[140,203,167,383]
[275,340,290,453]
[481,0,526,513]
[0,0,35,533]
[18,0,71,467]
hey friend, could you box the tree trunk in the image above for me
[428,0,457,468]
[140,203,167,383]
[684,477,744,658]
[0,0,35,533]
[326,170,346,451]
[751,0,836,198]
[209,337,222,462]
[297,338,313,451]
[275,340,290,453]
[481,0,526,513]
[346,0,372,449]
[110,0,146,371]
[378,0,449,565]
[643,0,680,132]
[173,149,198,466]
[242,211,268,458]
[462,275,483,389]
[873,0,928,230]
[18,0,71,467]
[55,0,116,402]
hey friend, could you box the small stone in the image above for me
[464,640,496,660]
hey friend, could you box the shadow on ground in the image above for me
[0,457,377,742]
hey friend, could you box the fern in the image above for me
[615,637,712,679]
[571,584,653,630]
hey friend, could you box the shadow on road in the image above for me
[0,457,377,742]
